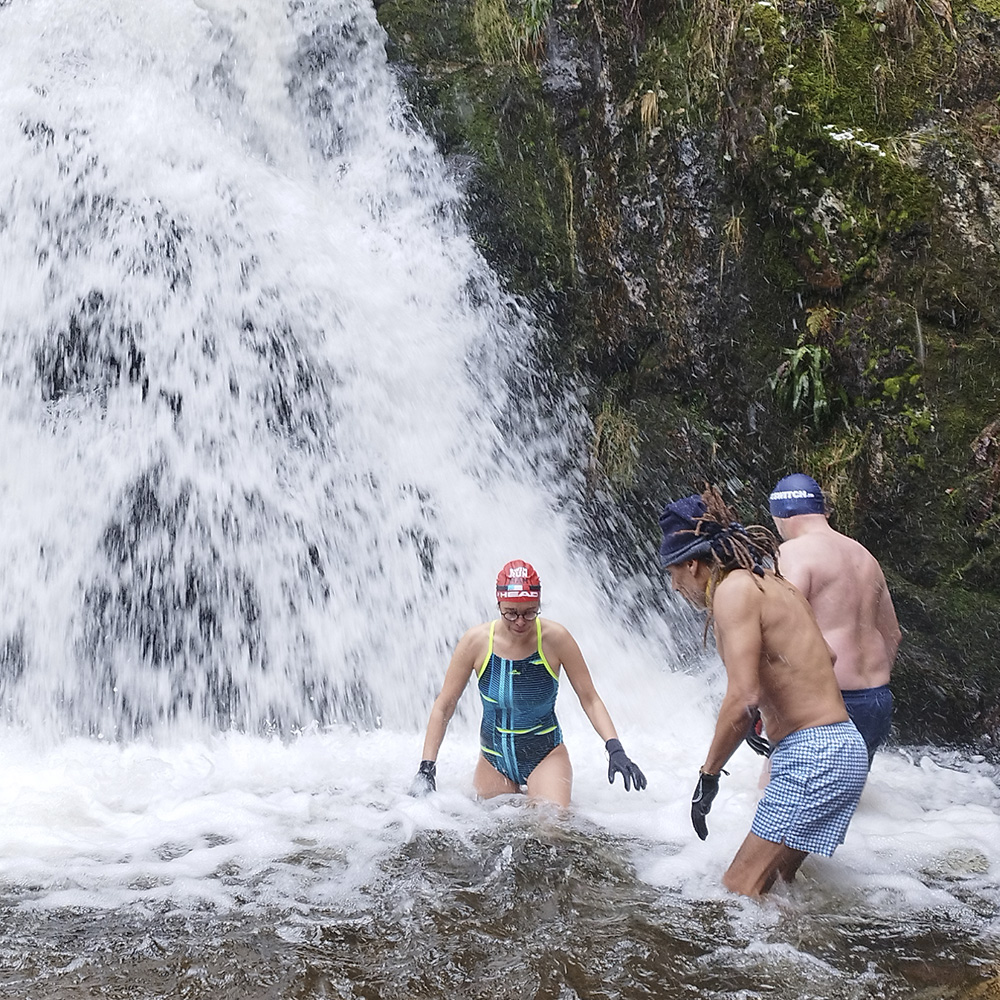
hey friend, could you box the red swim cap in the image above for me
[496,559,541,601]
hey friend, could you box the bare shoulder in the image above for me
[812,529,885,579]
[779,533,823,564]
[841,531,883,565]
[538,618,584,663]
[539,618,573,647]
[713,569,764,617]
[777,533,825,588]
[453,620,492,658]
[459,620,492,642]
[716,569,763,596]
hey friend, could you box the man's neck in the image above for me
[780,513,831,540]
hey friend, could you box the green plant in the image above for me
[769,339,845,430]
[472,0,516,63]
[590,400,640,490]
[514,0,553,62]
[718,208,745,278]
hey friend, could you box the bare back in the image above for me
[710,570,848,753]
[777,520,900,690]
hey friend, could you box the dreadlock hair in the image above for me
[693,484,782,640]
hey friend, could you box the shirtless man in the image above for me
[659,487,868,897]
[768,474,902,766]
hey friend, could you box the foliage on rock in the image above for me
[377,0,1000,748]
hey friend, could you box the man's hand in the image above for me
[691,770,722,840]
[606,738,647,791]
[744,709,772,758]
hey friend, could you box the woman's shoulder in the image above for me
[538,617,577,651]
[449,620,494,670]
[457,620,494,645]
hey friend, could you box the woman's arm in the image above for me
[546,622,618,741]
[548,621,647,791]
[419,625,483,761]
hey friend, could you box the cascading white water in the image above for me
[0,2,999,992]
[0,0,682,740]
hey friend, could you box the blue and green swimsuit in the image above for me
[478,618,563,785]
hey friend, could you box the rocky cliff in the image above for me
[375,0,1000,749]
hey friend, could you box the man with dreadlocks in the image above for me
[659,486,868,897]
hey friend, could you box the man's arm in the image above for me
[874,569,902,667]
[701,574,764,774]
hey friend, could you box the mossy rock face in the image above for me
[378,0,1000,746]
[891,578,1000,749]
[376,0,577,301]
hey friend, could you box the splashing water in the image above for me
[0,0,651,737]
[0,1,998,997]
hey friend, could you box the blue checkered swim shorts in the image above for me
[751,720,868,856]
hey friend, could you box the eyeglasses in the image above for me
[500,608,539,621]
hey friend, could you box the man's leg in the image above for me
[722,831,809,897]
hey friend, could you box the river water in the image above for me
[0,1,997,997]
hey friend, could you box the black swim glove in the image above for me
[605,738,647,792]
[691,769,722,840]
[744,709,773,758]
[409,759,436,796]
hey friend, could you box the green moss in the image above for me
[965,0,1000,17]
[632,10,705,122]
[376,0,576,295]
[757,228,807,292]
[891,577,1000,746]
[471,0,517,63]
[590,398,640,491]
[379,0,1000,745]
[791,8,953,133]
[798,426,869,533]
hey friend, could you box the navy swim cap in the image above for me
[658,494,713,567]
[768,474,825,518]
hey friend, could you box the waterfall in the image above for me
[0,0,677,739]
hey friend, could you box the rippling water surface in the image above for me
[1,732,998,998]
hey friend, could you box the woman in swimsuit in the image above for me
[411,560,646,807]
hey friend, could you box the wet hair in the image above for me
[695,485,781,582]
[683,485,782,640]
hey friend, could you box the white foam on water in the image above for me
[1,722,998,941]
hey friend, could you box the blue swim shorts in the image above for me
[751,720,868,857]
[841,684,893,767]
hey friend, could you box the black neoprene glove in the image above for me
[409,759,436,796]
[744,709,773,758]
[691,770,722,840]
[605,738,647,791]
